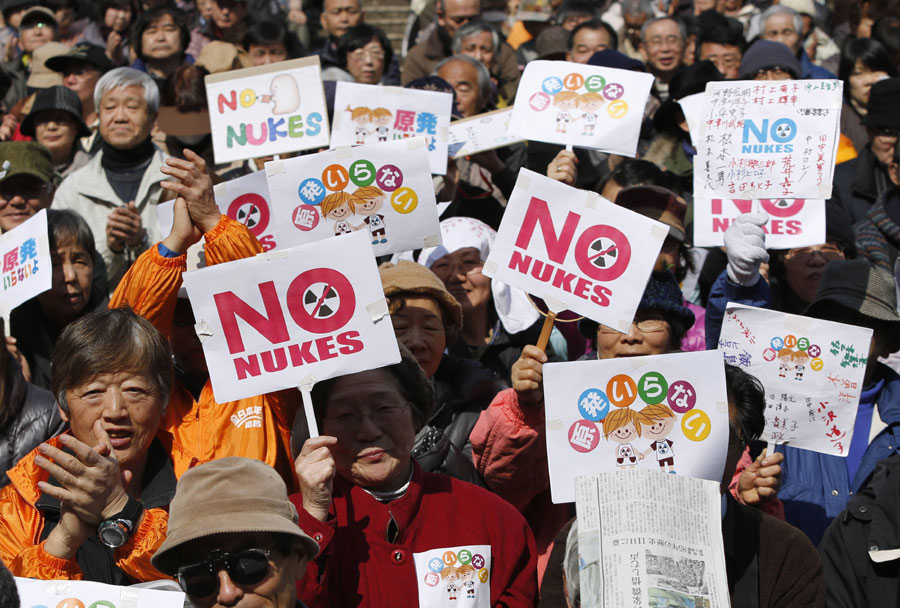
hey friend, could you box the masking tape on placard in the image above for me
[335,145,354,159]
[266,159,285,176]
[584,192,598,209]
[382,86,402,96]
[629,357,645,370]
[119,588,140,608]
[546,418,564,431]
[366,297,389,322]
[515,171,531,191]
[42,581,72,595]
[650,223,669,241]
[830,99,842,109]
[483,260,498,275]
[299,374,317,392]
[716,401,728,413]
[618,319,632,333]
[423,233,441,247]
[256,250,289,260]
[542,293,567,314]
[194,319,214,342]
[406,136,426,151]
[784,313,811,333]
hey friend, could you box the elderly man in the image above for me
[52,67,166,289]
[738,39,800,81]
[46,43,114,148]
[566,19,617,64]
[453,20,520,104]
[696,23,744,80]
[0,141,54,234]
[639,16,685,101]
[187,0,263,57]
[314,0,364,69]
[759,5,834,79]
[151,458,319,608]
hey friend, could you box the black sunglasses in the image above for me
[176,547,273,597]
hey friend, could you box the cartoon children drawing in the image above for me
[320,191,362,236]
[640,403,678,474]
[353,186,389,244]
[346,105,372,144]
[553,90,579,134]
[457,564,477,599]
[776,347,793,378]
[602,407,647,467]
[792,350,809,381]
[576,92,604,136]
[441,566,460,601]
[371,107,393,142]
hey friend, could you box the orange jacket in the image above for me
[0,435,169,580]
[109,215,300,491]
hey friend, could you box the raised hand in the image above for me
[512,345,548,407]
[160,149,220,235]
[738,450,784,507]
[295,436,338,522]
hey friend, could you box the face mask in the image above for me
[175,134,207,145]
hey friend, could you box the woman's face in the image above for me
[346,38,386,85]
[431,247,491,316]
[459,31,495,69]
[35,110,79,158]
[248,43,288,66]
[322,369,416,492]
[849,60,888,108]
[782,242,845,304]
[596,312,673,359]
[390,296,446,378]
[105,6,133,32]
[37,241,93,325]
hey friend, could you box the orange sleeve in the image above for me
[0,484,47,574]
[10,542,84,580]
[203,214,264,266]
[113,506,172,582]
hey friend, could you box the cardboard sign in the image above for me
[448,107,523,159]
[718,303,872,455]
[483,169,666,330]
[181,230,400,403]
[214,170,279,251]
[15,578,185,608]
[544,350,730,504]
[677,91,704,145]
[508,60,653,156]
[331,81,452,175]
[205,57,330,164]
[1,209,51,317]
[694,80,842,200]
[693,198,826,248]
[265,137,441,256]
[413,545,492,606]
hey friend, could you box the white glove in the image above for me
[724,213,769,287]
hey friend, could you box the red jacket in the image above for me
[292,463,538,607]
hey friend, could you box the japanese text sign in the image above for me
[544,350,730,503]
[1,209,51,317]
[413,545,492,606]
[718,303,872,455]
[693,198,826,248]
[214,170,279,251]
[265,137,441,256]
[483,169,666,329]
[181,230,400,403]
[694,79,842,200]
[15,578,185,608]
[448,107,523,159]
[508,60,653,156]
[205,57,330,164]
[331,81,452,175]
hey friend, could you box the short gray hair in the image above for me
[760,5,802,35]
[564,521,580,607]
[435,54,491,104]
[622,0,653,18]
[94,67,160,115]
[452,21,500,55]
[640,15,686,44]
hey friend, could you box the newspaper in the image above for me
[575,470,730,608]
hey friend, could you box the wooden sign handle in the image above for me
[536,311,557,352]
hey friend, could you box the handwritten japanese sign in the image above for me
[1,209,51,317]
[694,79,843,200]
[331,81,452,175]
[181,230,400,403]
[508,60,653,155]
[544,350,730,503]
[693,198,826,248]
[718,303,872,456]
[448,107,523,158]
[205,57,330,164]
[15,577,185,608]
[265,137,441,256]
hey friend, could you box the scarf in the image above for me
[100,137,155,171]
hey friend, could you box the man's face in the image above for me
[99,85,155,150]
[438,0,481,40]
[868,126,899,167]
[63,61,102,109]
[762,13,800,55]
[567,26,612,64]
[0,174,52,232]
[752,66,792,80]
[639,19,684,78]
[437,59,483,118]
[20,19,55,53]
[699,42,741,79]
[248,43,288,66]
[211,0,246,29]
[320,0,362,39]
[142,13,183,61]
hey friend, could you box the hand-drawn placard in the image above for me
[331,81,452,175]
[448,107,523,159]
[544,350,730,504]
[15,577,186,608]
[718,303,872,456]
[205,56,330,164]
[693,198,826,248]
[694,80,842,200]
[412,545,492,606]
[1,209,51,318]
[508,60,653,156]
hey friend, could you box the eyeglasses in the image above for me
[0,181,49,201]
[872,127,900,138]
[430,258,484,279]
[598,318,668,334]
[645,35,683,49]
[445,14,478,25]
[784,243,845,262]
[348,48,385,62]
[754,66,790,79]
[176,548,274,597]
[22,20,53,30]
[324,403,412,430]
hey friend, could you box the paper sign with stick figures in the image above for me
[413,545,491,607]
[508,60,653,156]
[448,107,523,159]
[331,82,453,175]
[543,350,729,504]
[718,303,872,456]
[205,57,330,164]
[264,137,441,256]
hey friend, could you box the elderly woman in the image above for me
[322,24,396,85]
[0,307,175,582]
[293,349,538,606]
[452,20,519,106]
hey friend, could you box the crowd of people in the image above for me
[1,0,900,606]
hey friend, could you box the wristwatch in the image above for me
[97,497,144,549]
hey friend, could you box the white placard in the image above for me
[15,578,185,608]
[265,138,441,256]
[1,209,51,316]
[205,57,330,164]
[331,81,452,175]
[692,198,826,248]
[694,79,842,200]
[181,230,400,403]
[677,91,704,145]
[413,545,492,606]
[718,303,872,456]
[544,350,730,504]
[448,107,523,159]
[213,169,279,251]
[484,168,665,330]
[508,60,653,156]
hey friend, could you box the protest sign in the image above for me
[181,230,400,403]
[265,137,441,257]
[214,170,279,251]
[448,107,523,159]
[508,60,653,156]
[693,197,826,248]
[205,57,329,164]
[15,577,185,608]
[543,350,730,504]
[331,81,452,175]
[718,303,872,456]
[483,169,665,330]
[1,209,51,319]
[677,91,704,145]
[694,79,843,200]
[413,545,492,606]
